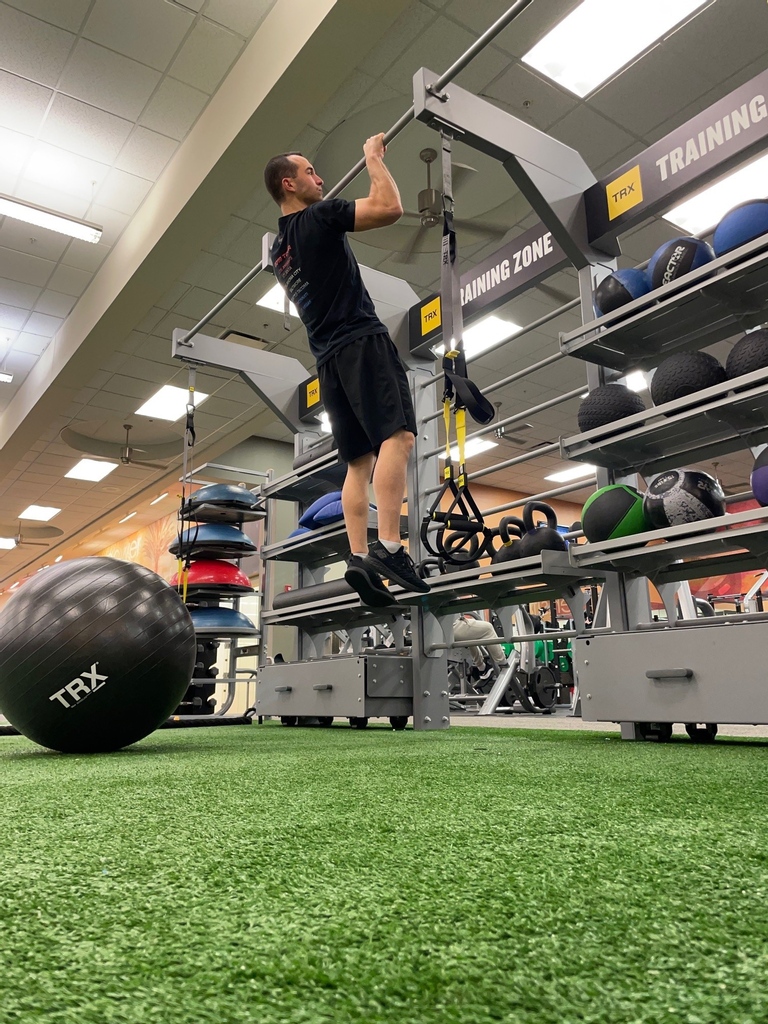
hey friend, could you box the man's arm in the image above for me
[353,133,403,231]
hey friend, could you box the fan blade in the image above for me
[390,223,432,264]
[132,460,174,471]
[453,217,507,238]
[0,524,61,540]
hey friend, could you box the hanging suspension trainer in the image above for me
[421,132,496,565]
[176,364,200,604]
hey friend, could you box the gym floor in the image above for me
[2,720,768,1024]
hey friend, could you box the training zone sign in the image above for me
[586,68,768,248]
[410,223,567,354]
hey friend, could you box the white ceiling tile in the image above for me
[83,0,195,72]
[46,263,91,296]
[85,205,130,246]
[382,16,480,94]
[61,239,110,272]
[169,19,243,93]
[25,141,110,201]
[0,246,54,287]
[24,311,63,337]
[483,63,579,132]
[34,289,76,317]
[364,3,437,79]
[549,104,637,174]
[0,4,75,86]
[139,77,209,140]
[12,179,89,219]
[2,0,92,33]
[173,0,206,11]
[14,332,49,355]
[0,219,70,262]
[310,70,378,134]
[203,0,273,37]
[5,349,36,374]
[0,277,40,308]
[0,303,28,332]
[0,127,33,195]
[205,215,250,257]
[0,71,53,134]
[58,39,162,121]
[114,126,177,178]
[95,168,152,216]
[40,95,132,164]
[156,280,191,310]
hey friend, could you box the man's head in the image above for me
[264,153,324,210]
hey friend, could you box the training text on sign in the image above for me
[655,93,767,181]
[460,232,553,306]
[49,663,108,709]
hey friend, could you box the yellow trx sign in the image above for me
[605,164,643,220]
[306,378,320,407]
[420,296,441,335]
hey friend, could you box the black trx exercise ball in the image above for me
[0,558,196,754]
[750,447,768,507]
[725,328,768,385]
[643,470,726,529]
[649,351,726,409]
[647,236,714,290]
[713,199,768,257]
[593,268,650,317]
[581,485,650,543]
[577,383,646,433]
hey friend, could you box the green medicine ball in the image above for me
[581,484,650,543]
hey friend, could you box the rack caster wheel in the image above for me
[317,716,334,727]
[389,716,408,731]
[280,715,298,727]
[349,716,369,729]
[685,722,718,743]
[637,721,673,742]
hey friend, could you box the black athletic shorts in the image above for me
[317,332,418,463]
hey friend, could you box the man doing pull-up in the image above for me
[264,134,429,604]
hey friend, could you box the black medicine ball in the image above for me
[649,351,726,409]
[643,470,726,529]
[577,384,646,433]
[725,328,768,384]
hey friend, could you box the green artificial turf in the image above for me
[1,723,768,1024]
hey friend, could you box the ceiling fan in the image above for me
[0,522,61,549]
[393,148,508,264]
[60,423,181,470]
[492,405,536,448]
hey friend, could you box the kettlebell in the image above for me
[491,516,525,563]
[518,501,567,558]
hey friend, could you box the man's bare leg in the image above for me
[371,428,414,544]
[342,451,376,553]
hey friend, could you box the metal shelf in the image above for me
[261,550,598,632]
[569,506,768,588]
[262,513,408,566]
[560,367,768,475]
[560,232,768,373]
[261,449,346,503]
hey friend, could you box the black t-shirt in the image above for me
[271,198,387,367]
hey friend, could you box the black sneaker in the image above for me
[344,555,395,608]
[365,541,430,594]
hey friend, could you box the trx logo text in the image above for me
[49,664,108,709]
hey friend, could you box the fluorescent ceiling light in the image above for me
[434,315,521,360]
[317,411,332,434]
[257,282,298,318]
[149,492,169,506]
[664,151,768,235]
[439,437,499,461]
[119,512,137,524]
[19,504,60,521]
[65,458,118,482]
[135,384,209,422]
[0,194,102,243]
[54,555,63,562]
[0,371,12,384]
[623,370,649,393]
[522,0,708,98]
[545,463,597,483]
[0,537,16,550]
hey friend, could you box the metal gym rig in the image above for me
[171,2,768,739]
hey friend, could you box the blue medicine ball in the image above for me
[593,268,650,316]
[713,199,768,257]
[648,236,714,290]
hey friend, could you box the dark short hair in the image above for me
[264,152,303,204]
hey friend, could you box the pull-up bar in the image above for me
[178,0,535,346]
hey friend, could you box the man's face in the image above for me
[284,156,324,206]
